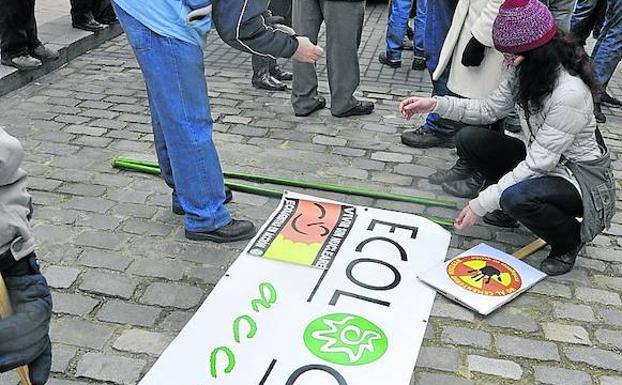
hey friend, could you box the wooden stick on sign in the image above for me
[0,274,33,385]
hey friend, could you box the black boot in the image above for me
[252,73,287,91]
[429,158,472,185]
[483,210,518,228]
[441,171,488,199]
[540,243,583,276]
[72,12,106,32]
[270,65,293,81]
[185,219,257,243]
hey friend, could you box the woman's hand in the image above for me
[399,97,437,120]
[454,205,481,230]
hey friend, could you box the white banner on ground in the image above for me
[138,192,450,385]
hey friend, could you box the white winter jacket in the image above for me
[433,67,602,216]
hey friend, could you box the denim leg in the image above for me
[500,177,583,254]
[421,0,461,136]
[571,0,601,44]
[414,0,427,55]
[385,0,411,60]
[549,0,577,32]
[114,4,231,232]
[591,0,622,88]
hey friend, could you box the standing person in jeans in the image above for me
[111,0,323,243]
[0,128,52,385]
[399,0,614,275]
[291,0,374,118]
[0,0,59,70]
[378,0,427,70]
[251,0,294,92]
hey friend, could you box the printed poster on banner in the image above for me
[138,192,451,385]
[418,243,546,315]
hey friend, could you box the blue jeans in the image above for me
[385,0,426,60]
[591,0,622,88]
[571,0,607,44]
[113,3,231,232]
[421,0,463,137]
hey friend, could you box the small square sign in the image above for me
[418,243,546,315]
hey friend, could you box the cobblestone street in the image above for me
[1,2,622,385]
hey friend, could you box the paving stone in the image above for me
[44,266,81,289]
[51,344,77,373]
[542,323,591,345]
[128,258,186,280]
[75,230,129,250]
[414,373,474,385]
[585,246,622,263]
[600,376,622,385]
[371,151,412,163]
[565,347,622,371]
[467,355,523,380]
[76,352,144,385]
[595,329,622,350]
[495,335,560,361]
[393,163,435,177]
[50,318,115,349]
[122,219,173,236]
[431,297,475,321]
[78,249,133,271]
[441,326,491,349]
[63,197,115,213]
[0,372,17,385]
[64,124,107,136]
[159,310,194,332]
[415,347,459,372]
[575,287,622,306]
[533,366,592,385]
[593,275,622,291]
[313,135,347,146]
[52,292,99,316]
[97,300,161,326]
[529,280,572,298]
[553,302,595,322]
[80,270,138,299]
[601,309,622,326]
[486,308,539,332]
[140,282,204,309]
[113,329,174,356]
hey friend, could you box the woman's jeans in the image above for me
[385,0,426,60]
[457,126,583,254]
[113,3,231,232]
[590,0,622,89]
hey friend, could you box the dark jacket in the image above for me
[212,0,299,59]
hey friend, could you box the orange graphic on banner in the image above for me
[447,255,522,296]
[263,200,342,266]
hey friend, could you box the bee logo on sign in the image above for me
[446,255,522,296]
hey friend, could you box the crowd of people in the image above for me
[0,0,619,383]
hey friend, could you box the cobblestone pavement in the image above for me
[1,3,622,385]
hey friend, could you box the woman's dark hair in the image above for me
[517,30,600,114]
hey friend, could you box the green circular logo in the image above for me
[303,313,388,366]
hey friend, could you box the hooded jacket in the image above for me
[0,128,34,266]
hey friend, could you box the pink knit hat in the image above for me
[492,0,557,54]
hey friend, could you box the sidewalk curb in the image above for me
[0,15,123,97]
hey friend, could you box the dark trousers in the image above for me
[70,0,114,21]
[0,0,40,60]
[457,126,583,254]
[252,0,291,78]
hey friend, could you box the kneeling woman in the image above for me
[399,0,615,275]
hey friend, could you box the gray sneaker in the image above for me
[1,55,42,70]
[30,45,59,62]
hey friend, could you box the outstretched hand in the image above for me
[292,36,323,63]
[454,205,481,230]
[399,96,437,120]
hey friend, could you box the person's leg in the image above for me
[455,126,526,181]
[113,4,231,233]
[92,0,117,24]
[384,0,411,61]
[291,0,325,115]
[0,0,33,61]
[414,0,426,57]
[549,0,578,32]
[500,177,583,274]
[322,0,370,116]
[592,0,622,89]
[571,0,600,44]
